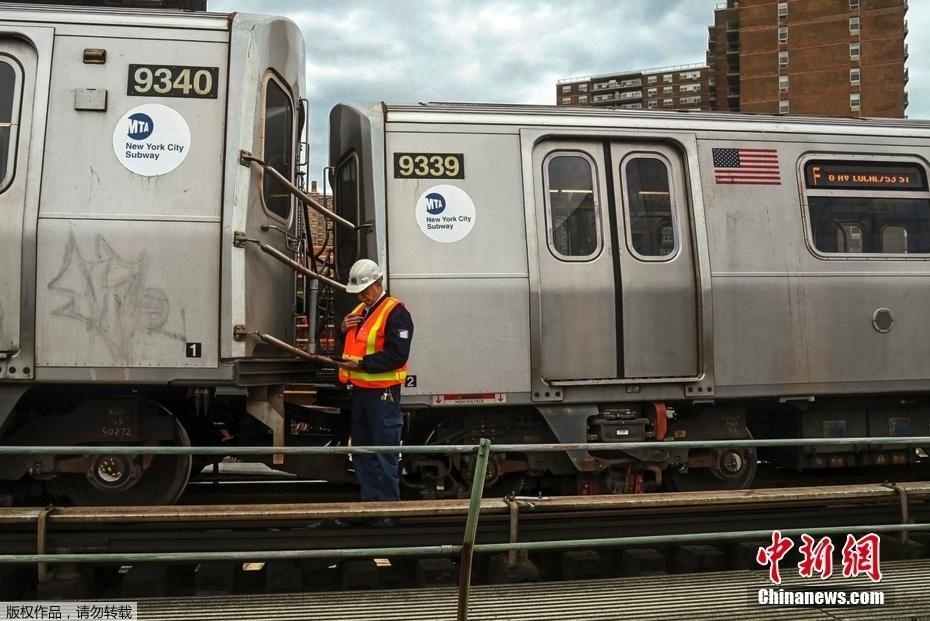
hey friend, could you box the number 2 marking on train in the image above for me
[405,375,417,388]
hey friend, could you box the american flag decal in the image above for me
[712,148,781,185]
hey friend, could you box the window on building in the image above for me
[663,98,674,106]
[850,68,861,85]
[544,152,601,260]
[262,75,295,221]
[850,17,860,34]
[680,83,700,93]
[779,75,789,94]
[662,73,673,83]
[679,70,701,81]
[624,156,677,258]
[779,51,789,67]
[578,95,588,103]
[779,100,789,114]
[778,26,788,43]
[850,42,860,60]
[578,84,588,92]
[804,159,930,255]
[0,56,21,194]
[680,95,701,104]
[850,0,859,8]
[663,85,673,94]
[647,75,657,84]
[647,87,657,97]
[647,99,658,109]
[777,2,788,18]
[850,93,861,111]
[561,85,571,94]
[561,97,572,105]
[621,103,643,109]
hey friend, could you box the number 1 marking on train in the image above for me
[186,342,202,358]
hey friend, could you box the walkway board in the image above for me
[135,558,930,620]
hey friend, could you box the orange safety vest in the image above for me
[338,296,408,388]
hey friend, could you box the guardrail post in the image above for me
[457,438,491,621]
[36,506,51,583]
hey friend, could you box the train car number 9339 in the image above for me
[394,153,464,179]
[128,64,220,99]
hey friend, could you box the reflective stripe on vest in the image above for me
[338,296,408,388]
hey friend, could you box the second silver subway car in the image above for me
[329,103,930,495]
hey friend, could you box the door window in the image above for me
[543,152,601,260]
[0,56,22,193]
[261,74,294,221]
[335,153,359,278]
[623,156,678,258]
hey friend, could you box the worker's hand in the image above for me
[334,359,361,371]
[341,313,362,333]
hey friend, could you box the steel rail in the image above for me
[1,523,926,565]
[473,522,930,554]
[1,435,929,456]
[1,482,927,524]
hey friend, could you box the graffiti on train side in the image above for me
[48,233,186,365]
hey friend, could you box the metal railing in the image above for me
[2,435,930,620]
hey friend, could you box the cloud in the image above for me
[211,0,926,183]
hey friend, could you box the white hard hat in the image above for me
[346,258,384,294]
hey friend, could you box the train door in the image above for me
[609,143,698,378]
[532,140,698,381]
[532,141,618,380]
[0,38,36,360]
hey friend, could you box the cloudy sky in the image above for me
[211,0,929,183]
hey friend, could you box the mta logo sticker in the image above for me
[415,185,476,244]
[127,113,154,140]
[425,193,446,215]
[113,103,191,177]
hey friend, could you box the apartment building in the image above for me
[558,0,908,118]
[557,64,713,111]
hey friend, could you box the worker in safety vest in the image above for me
[334,259,413,503]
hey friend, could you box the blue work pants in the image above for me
[350,386,402,501]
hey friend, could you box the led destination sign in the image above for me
[805,161,927,191]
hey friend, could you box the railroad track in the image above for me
[1,482,928,600]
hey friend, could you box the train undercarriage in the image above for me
[1,383,928,506]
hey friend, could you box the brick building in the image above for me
[708,0,908,117]
[557,63,713,112]
[557,0,908,118]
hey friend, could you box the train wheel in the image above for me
[666,430,758,492]
[51,409,192,506]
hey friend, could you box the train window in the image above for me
[543,152,601,260]
[804,159,930,256]
[261,75,294,222]
[335,153,359,279]
[623,156,677,259]
[0,56,21,194]
[809,197,930,254]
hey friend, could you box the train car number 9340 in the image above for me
[128,64,219,99]
[394,153,464,179]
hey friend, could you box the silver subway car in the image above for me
[330,102,930,495]
[0,4,311,504]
